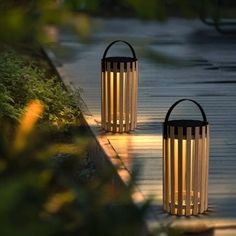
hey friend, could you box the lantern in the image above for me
[101,40,138,133]
[163,99,210,216]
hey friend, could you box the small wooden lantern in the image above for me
[163,99,210,216]
[101,40,138,133]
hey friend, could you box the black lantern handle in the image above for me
[164,99,207,124]
[102,40,137,59]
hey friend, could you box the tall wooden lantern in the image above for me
[101,40,138,133]
[163,99,210,216]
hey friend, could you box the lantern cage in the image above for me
[101,40,138,133]
[163,99,210,216]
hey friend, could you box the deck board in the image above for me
[48,18,236,233]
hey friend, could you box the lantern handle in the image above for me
[164,99,207,124]
[102,40,137,59]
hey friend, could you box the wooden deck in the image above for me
[47,18,236,234]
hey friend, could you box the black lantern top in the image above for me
[101,40,137,71]
[163,99,209,137]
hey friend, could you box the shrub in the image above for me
[0,47,80,126]
[0,101,148,236]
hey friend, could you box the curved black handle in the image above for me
[164,99,207,124]
[102,40,137,59]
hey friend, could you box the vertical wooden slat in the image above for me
[125,63,130,131]
[168,137,171,212]
[104,70,107,129]
[131,62,135,130]
[101,71,105,128]
[198,130,202,214]
[200,126,206,213]
[123,72,126,130]
[164,128,169,211]
[107,62,111,131]
[134,62,138,128]
[170,126,175,214]
[186,127,191,216]
[105,71,108,130]
[129,63,133,130]
[119,63,124,132]
[113,63,117,132]
[178,127,183,215]
[191,136,195,215]
[205,125,210,210]
[193,127,199,215]
[163,137,166,211]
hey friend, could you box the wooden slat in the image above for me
[167,136,171,212]
[178,127,183,215]
[205,125,210,210]
[129,63,133,130]
[105,71,108,130]
[119,63,124,132]
[164,130,169,211]
[131,62,135,130]
[170,126,175,214]
[200,126,206,213]
[107,62,111,131]
[134,62,138,127]
[198,129,202,213]
[113,63,117,132]
[125,63,130,132]
[186,127,191,216]
[163,137,166,211]
[193,127,199,215]
[101,70,104,128]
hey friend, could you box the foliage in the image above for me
[0,101,149,236]
[0,83,19,120]
[65,0,100,12]
[0,46,80,127]
[120,0,203,20]
[121,0,166,20]
[0,0,214,43]
[0,0,97,43]
[0,0,69,42]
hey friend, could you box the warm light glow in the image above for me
[163,127,209,216]
[102,61,138,132]
[107,133,163,203]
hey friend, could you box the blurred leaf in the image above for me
[72,13,91,41]
[14,100,44,152]
[122,0,166,20]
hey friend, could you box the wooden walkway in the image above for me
[48,18,236,234]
